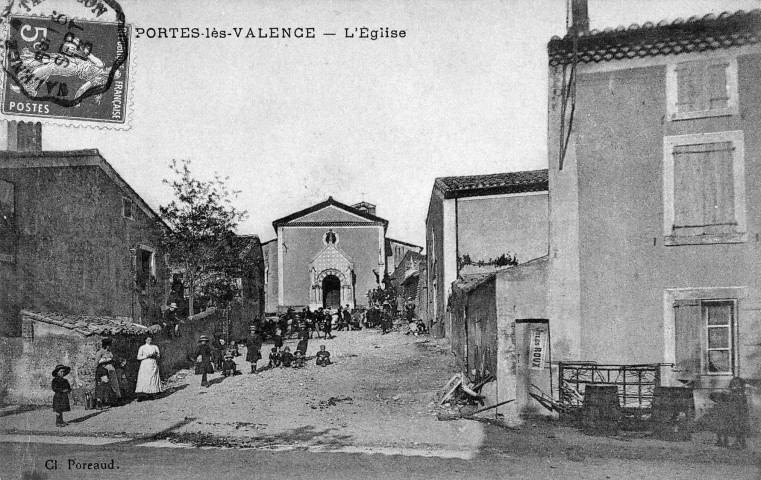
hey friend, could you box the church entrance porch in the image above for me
[310,267,355,311]
[322,275,341,309]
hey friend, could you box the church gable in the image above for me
[273,197,388,231]
[295,205,373,224]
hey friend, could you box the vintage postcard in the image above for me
[0,0,759,479]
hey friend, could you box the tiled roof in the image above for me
[454,271,498,293]
[434,169,548,199]
[22,310,161,336]
[272,196,388,230]
[549,9,761,66]
[0,149,168,229]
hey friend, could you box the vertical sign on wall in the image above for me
[530,326,548,370]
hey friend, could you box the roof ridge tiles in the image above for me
[549,8,761,66]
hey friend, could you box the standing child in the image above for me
[273,328,284,351]
[94,362,113,409]
[52,364,72,427]
[710,377,749,449]
[195,335,214,387]
[316,345,332,367]
[247,326,263,374]
[280,346,294,368]
[268,347,282,368]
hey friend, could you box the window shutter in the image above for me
[707,62,729,110]
[704,142,735,226]
[673,142,734,228]
[674,300,701,376]
[676,63,701,112]
[673,146,704,227]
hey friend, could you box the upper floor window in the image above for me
[122,197,134,220]
[135,245,156,291]
[663,131,745,246]
[666,57,738,121]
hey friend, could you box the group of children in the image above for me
[268,344,331,368]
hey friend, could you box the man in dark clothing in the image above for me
[343,305,353,331]
[195,335,214,387]
[163,303,180,338]
[296,327,309,356]
[323,311,334,339]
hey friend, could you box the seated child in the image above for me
[268,347,282,368]
[316,345,332,367]
[221,353,238,377]
[293,350,305,368]
[280,346,294,368]
[229,340,240,357]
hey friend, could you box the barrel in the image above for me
[581,385,621,435]
[651,386,694,441]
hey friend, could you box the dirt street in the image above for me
[1,328,759,478]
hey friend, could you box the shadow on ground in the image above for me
[153,424,353,450]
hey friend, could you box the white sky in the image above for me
[33,0,759,245]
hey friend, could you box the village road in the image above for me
[1,439,759,480]
[1,329,758,478]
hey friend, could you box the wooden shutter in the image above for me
[706,62,729,110]
[673,142,734,228]
[674,300,701,376]
[676,62,701,112]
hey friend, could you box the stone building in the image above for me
[425,170,549,338]
[0,137,170,336]
[462,5,761,427]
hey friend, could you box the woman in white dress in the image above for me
[135,336,162,400]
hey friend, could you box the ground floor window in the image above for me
[672,294,738,377]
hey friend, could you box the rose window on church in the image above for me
[323,230,338,245]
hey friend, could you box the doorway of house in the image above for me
[322,275,341,309]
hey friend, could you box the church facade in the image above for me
[264,197,421,313]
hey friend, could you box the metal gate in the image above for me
[558,362,661,414]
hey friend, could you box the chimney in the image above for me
[570,0,589,34]
[7,120,42,152]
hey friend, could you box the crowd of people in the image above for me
[51,300,427,427]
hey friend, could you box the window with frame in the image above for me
[674,298,736,376]
[122,197,134,220]
[666,57,737,121]
[663,131,745,245]
[135,246,156,291]
[0,179,15,263]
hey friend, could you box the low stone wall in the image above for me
[0,309,220,406]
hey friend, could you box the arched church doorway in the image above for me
[322,275,341,309]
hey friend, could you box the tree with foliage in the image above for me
[160,159,248,317]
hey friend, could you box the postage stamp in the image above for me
[1,13,130,125]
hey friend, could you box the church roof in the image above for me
[272,196,389,230]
